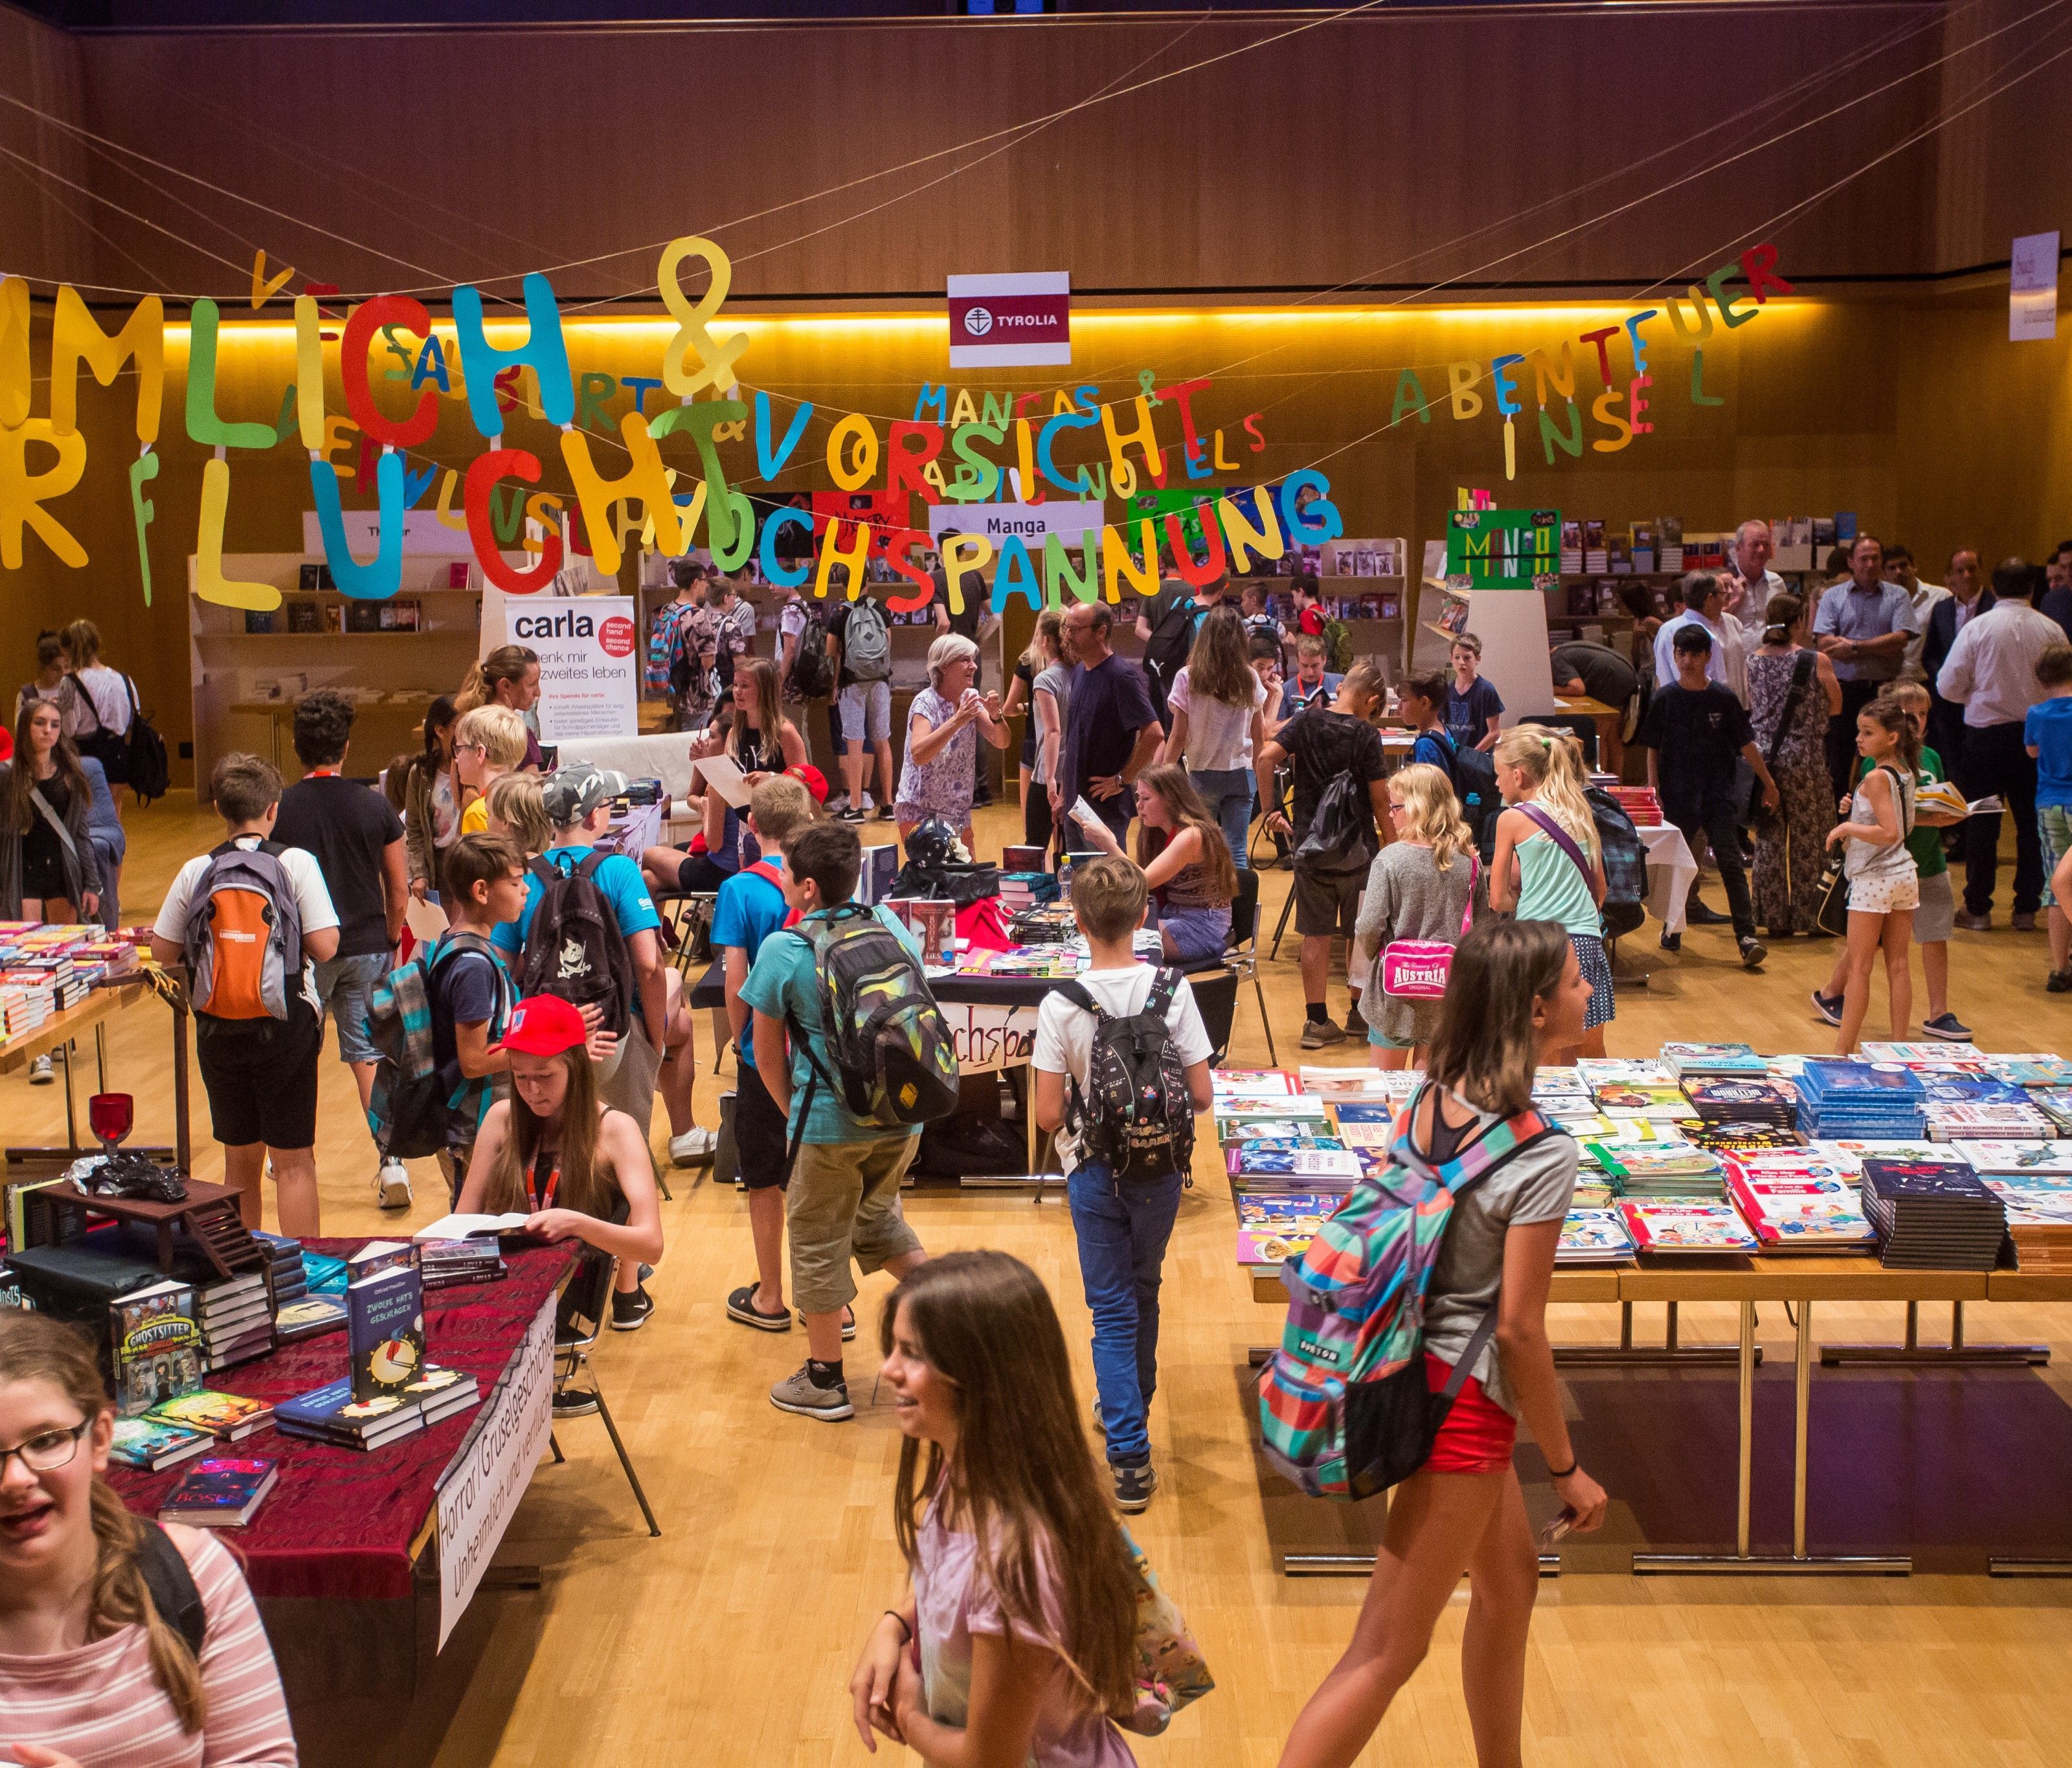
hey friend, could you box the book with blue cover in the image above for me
[275,1376,425,1449]
[157,1456,277,1527]
[1798,1060,1924,1099]
[347,1260,426,1404]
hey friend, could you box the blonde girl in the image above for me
[1827,694,1919,1054]
[1076,761,1238,965]
[1488,725,1611,1056]
[1353,763,1476,1069]
[848,1251,1145,1767]
[453,642,542,771]
[453,704,529,835]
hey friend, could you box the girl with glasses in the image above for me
[1352,763,1478,1071]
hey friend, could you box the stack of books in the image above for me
[1226,1143,1361,1187]
[1979,1179,2072,1271]
[1724,1170,1876,1250]
[0,970,54,1038]
[1680,1076,1798,1128]
[418,1238,508,1290]
[1794,1060,1926,1139]
[1661,1042,1769,1078]
[1923,1096,2055,1141]
[1329,1102,1398,1151]
[1235,1192,1345,1265]
[1593,1081,1694,1121]
[275,1364,481,1452]
[254,1232,308,1306]
[1584,1140,1724,1200]
[995,872,1058,915]
[1297,1067,1391,1101]
[1602,785,1661,827]
[194,1271,274,1374]
[1859,1158,2007,1270]
[1557,1208,1636,1264]
[2033,1089,2072,1134]
[1617,1200,1759,1254]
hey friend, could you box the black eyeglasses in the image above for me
[0,1418,91,1477]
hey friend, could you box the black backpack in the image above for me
[1294,769,1375,869]
[782,904,960,1150]
[1141,594,1200,688]
[1585,786,1648,937]
[1432,728,1500,841]
[1057,968,1197,1181]
[788,601,837,700]
[518,853,636,1038]
[125,693,171,805]
[137,1518,207,1655]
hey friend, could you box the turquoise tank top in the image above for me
[1515,816,1601,937]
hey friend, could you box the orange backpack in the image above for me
[182,840,304,1020]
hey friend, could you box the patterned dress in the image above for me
[1747,647,1832,933]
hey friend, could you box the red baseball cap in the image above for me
[785,763,829,805]
[501,994,587,1057]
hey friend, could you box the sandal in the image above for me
[725,1284,792,1332]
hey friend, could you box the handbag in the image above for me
[1748,649,1814,829]
[1380,858,1478,998]
[1813,849,1851,937]
[1117,1524,1215,1736]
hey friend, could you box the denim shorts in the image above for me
[311,950,388,1066]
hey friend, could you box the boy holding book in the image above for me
[1032,855,1213,1512]
[150,754,341,1236]
[739,820,930,1422]
[429,833,525,1202]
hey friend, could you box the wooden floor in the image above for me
[85,793,2072,1767]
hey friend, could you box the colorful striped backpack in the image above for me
[1257,1088,1559,1501]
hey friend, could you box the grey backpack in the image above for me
[844,596,893,683]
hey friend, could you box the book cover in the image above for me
[146,1389,273,1440]
[1211,1069,1300,1097]
[1237,1227,1320,1265]
[158,1457,277,1528]
[1226,1147,1363,1180]
[109,1281,202,1418]
[1558,1209,1636,1261]
[1618,1201,1759,1253]
[348,1240,419,1281]
[348,1264,426,1402]
[275,1376,422,1440]
[1952,1140,2072,1174]
[275,1295,349,1340]
[109,1416,215,1471]
[1234,1191,1346,1228]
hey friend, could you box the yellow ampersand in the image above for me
[659,236,747,398]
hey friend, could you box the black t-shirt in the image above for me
[826,601,857,689]
[1551,642,1638,708]
[1635,682,1753,800]
[1061,654,1158,796]
[929,566,984,640]
[1278,707,1387,843]
[272,774,405,957]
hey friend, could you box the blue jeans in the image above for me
[1067,1161,1184,1468]
[1190,765,1254,869]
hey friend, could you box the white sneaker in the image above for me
[28,1055,51,1085]
[375,1159,412,1210]
[669,1126,717,1167]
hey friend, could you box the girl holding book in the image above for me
[0,1310,297,1767]
[848,1250,1147,1767]
[1827,694,1920,1055]
[1487,726,1610,1060]
[1353,763,1478,1071]
[1162,605,1270,871]
[457,993,662,1333]
[1074,764,1237,965]
[1278,919,1608,1768]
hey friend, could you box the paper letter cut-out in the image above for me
[659,236,747,398]
[54,288,164,443]
[0,420,87,568]
[184,299,273,449]
[310,450,404,599]
[343,297,440,448]
[560,412,683,576]
[453,274,575,440]
[129,451,158,604]
[194,457,278,609]
[466,450,561,594]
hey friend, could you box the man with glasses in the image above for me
[1814,533,1920,800]
[1052,601,1161,850]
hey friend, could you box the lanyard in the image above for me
[305,768,340,779]
[529,1153,559,1211]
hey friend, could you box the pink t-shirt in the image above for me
[0,1526,298,1767]
[914,1500,1136,1768]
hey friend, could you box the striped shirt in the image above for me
[0,1526,298,1766]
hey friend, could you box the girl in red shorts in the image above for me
[1280,918,1610,1768]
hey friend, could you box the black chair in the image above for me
[1222,868,1275,1064]
[1184,967,1240,1067]
[549,1251,661,1538]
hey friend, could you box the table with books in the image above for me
[1226,1044,2072,1576]
[98,1233,579,1768]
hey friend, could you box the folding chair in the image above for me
[548,1252,661,1538]
[1221,869,1275,1064]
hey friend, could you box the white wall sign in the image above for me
[300,509,477,556]
[2011,230,2060,342]
[434,1294,555,1650]
[507,594,640,743]
[947,271,1070,368]
[928,500,1104,548]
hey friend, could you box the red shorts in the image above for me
[1423,1357,1517,1474]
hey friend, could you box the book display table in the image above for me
[108,1239,578,1768]
[0,978,194,1168]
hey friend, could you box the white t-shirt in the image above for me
[73,665,133,737]
[1033,963,1211,1172]
[1167,666,1268,773]
[152,836,341,1012]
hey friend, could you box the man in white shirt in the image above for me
[1936,559,2060,930]
[1884,544,1950,684]
[1654,570,1748,704]
[1720,519,1786,622]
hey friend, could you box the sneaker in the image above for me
[1920,1012,1974,1040]
[1958,912,1992,932]
[668,1126,716,1167]
[1739,937,1768,968]
[826,793,851,815]
[876,804,897,822]
[1686,898,1729,926]
[1659,930,1682,953]
[2048,970,2072,994]
[726,1284,791,1331]
[609,1283,655,1331]
[1111,1462,1157,1513]
[28,1055,51,1086]
[840,806,868,824]
[2012,912,2038,932]
[374,1158,412,1210]
[797,1305,857,1341]
[552,1386,600,1419]
[1300,1018,1347,1049]
[1809,989,1844,1027]
[1343,1003,1368,1037]
[770,1363,853,1421]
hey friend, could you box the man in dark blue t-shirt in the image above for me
[1055,601,1162,849]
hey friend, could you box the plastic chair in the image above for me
[1222,869,1275,1064]
[548,1251,661,1538]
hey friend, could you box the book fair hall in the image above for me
[4,2,2072,1764]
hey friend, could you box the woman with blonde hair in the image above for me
[1076,761,1238,965]
[895,632,1008,849]
[1164,603,1270,870]
[453,704,529,836]
[1354,762,1478,1069]
[486,770,552,858]
[0,1310,298,1765]
[1013,609,1069,855]
[1488,725,1612,1057]
[454,643,542,770]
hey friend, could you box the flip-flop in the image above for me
[726,1284,791,1332]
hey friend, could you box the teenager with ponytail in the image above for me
[0,1311,296,1767]
[453,643,543,772]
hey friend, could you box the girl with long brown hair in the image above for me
[849,1251,1145,1767]
[400,695,460,902]
[454,643,542,770]
[0,1310,296,1766]
[1075,762,1237,965]
[457,994,663,1333]
[1279,919,1606,1768]
[1163,603,1269,870]
[0,697,102,932]
[701,656,807,873]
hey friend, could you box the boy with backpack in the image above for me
[717,776,820,1332]
[148,754,341,1236]
[1401,668,1499,853]
[739,818,955,1422]
[429,834,524,1199]
[269,689,411,1208]
[1033,855,1212,1512]
[824,583,896,823]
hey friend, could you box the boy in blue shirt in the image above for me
[2025,643,2072,989]
[740,820,930,1422]
[1445,633,1505,752]
[716,775,820,1332]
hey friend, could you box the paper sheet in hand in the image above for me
[698,754,753,809]
[1069,796,1107,833]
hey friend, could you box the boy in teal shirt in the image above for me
[2024,643,2072,988]
[740,820,930,1421]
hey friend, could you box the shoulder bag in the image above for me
[1748,649,1814,830]
[1380,857,1478,998]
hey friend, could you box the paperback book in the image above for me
[347,1257,427,1404]
[158,1457,277,1528]
[1617,1200,1759,1254]
[145,1389,274,1441]
[108,1416,215,1472]
[1557,1209,1636,1263]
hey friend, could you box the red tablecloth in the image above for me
[107,1240,576,1602]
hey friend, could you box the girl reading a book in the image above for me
[0,1310,297,1767]
[848,1251,1157,1767]
[1074,763,1238,965]
[457,993,664,1334]
[1279,919,1608,1768]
